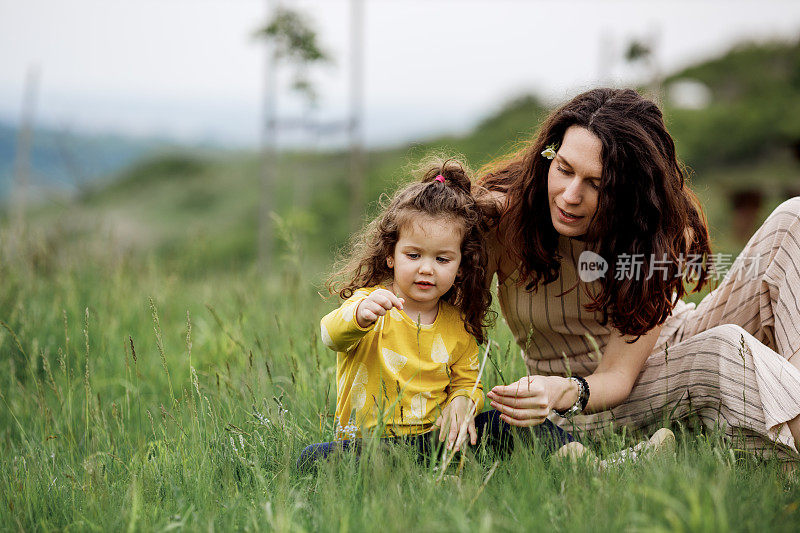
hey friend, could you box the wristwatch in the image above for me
[554,376,590,419]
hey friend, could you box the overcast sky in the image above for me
[1,0,799,147]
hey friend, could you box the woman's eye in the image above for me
[589,181,600,191]
[557,165,573,175]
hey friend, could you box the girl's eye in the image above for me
[436,257,450,264]
[406,253,419,259]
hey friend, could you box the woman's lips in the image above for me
[557,206,583,223]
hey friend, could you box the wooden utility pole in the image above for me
[596,32,614,86]
[259,0,279,269]
[647,26,663,104]
[348,0,365,231]
[13,66,40,236]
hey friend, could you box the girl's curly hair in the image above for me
[328,157,494,344]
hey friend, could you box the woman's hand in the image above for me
[488,325,663,425]
[433,396,477,451]
[355,289,404,328]
[487,376,574,427]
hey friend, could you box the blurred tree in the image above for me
[254,6,330,106]
[624,34,662,101]
[253,3,330,269]
[625,40,652,63]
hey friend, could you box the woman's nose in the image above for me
[562,178,583,204]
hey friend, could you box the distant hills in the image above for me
[4,36,798,203]
[0,121,172,199]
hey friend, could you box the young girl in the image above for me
[298,159,575,468]
[323,159,490,443]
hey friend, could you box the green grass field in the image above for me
[1,227,800,532]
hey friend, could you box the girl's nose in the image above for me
[562,178,583,205]
[418,259,434,274]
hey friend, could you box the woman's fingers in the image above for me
[490,401,547,421]
[487,376,550,424]
[490,377,540,397]
[498,413,546,427]
[487,394,547,410]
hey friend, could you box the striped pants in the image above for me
[560,197,800,459]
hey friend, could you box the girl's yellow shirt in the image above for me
[321,286,483,439]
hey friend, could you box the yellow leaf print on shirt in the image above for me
[430,334,450,364]
[321,323,335,350]
[351,363,369,411]
[468,349,480,370]
[382,348,408,375]
[406,392,429,423]
[353,363,368,385]
[351,384,367,411]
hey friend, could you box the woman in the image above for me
[480,88,800,458]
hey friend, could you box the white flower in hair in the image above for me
[541,143,558,159]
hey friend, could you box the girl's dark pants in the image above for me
[297,409,574,471]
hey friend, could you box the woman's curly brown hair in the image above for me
[480,88,713,338]
[328,157,494,344]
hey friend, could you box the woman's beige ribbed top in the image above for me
[497,235,692,377]
[496,235,613,377]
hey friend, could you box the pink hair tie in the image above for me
[434,174,445,183]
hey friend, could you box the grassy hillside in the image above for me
[664,38,800,176]
[15,94,551,279]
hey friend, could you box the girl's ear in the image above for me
[387,256,394,269]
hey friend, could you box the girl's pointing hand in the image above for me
[355,288,404,327]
